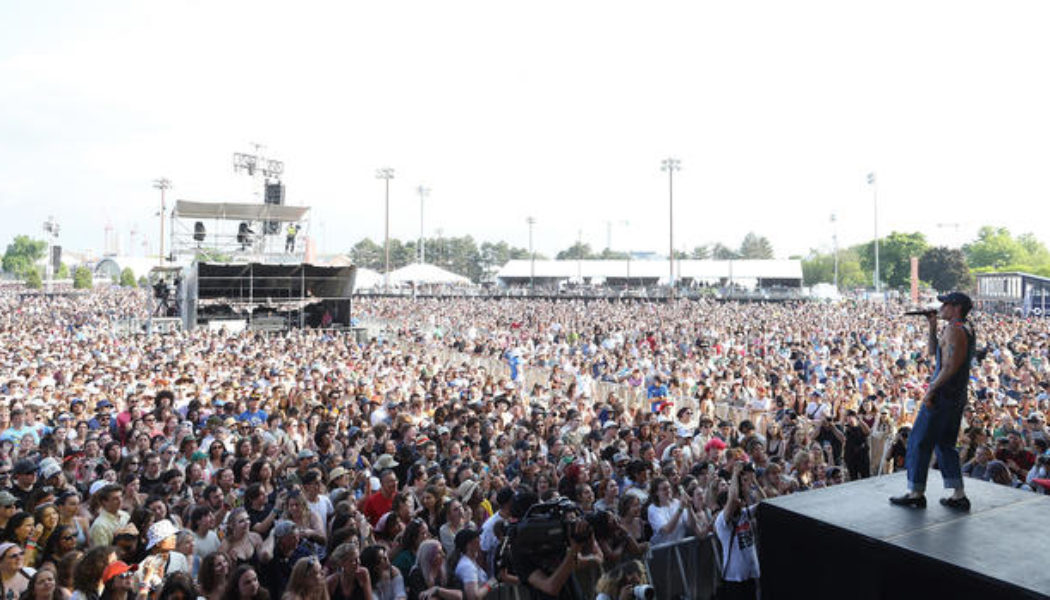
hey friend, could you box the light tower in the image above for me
[417,185,430,264]
[526,217,536,291]
[376,167,396,290]
[661,158,681,298]
[153,178,171,265]
[867,172,880,293]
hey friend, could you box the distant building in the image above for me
[975,271,1050,316]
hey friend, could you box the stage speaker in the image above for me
[51,246,62,275]
[264,183,284,234]
[193,222,206,243]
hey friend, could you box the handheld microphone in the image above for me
[903,309,936,316]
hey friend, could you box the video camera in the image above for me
[507,498,604,572]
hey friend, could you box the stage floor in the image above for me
[759,471,1050,598]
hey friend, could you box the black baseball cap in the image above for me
[937,292,973,313]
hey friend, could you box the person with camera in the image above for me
[714,462,759,600]
[510,508,603,600]
[594,561,652,600]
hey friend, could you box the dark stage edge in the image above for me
[757,471,1050,600]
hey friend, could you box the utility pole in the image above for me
[867,172,879,294]
[376,168,395,290]
[661,158,681,298]
[417,185,430,264]
[831,212,839,290]
[153,178,171,265]
[526,217,536,291]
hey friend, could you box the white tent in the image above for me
[389,263,471,286]
[354,268,383,289]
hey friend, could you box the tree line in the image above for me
[5,226,1046,291]
[801,226,1050,292]
[349,232,778,281]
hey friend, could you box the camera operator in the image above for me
[714,462,760,600]
[510,500,603,600]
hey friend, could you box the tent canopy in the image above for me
[175,200,309,222]
[389,263,471,285]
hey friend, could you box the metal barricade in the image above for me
[645,535,721,600]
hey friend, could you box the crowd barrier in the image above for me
[646,534,722,600]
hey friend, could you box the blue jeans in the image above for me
[905,395,965,493]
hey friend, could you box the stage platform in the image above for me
[757,471,1050,600]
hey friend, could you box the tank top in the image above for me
[933,320,976,403]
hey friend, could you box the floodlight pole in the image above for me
[153,178,171,265]
[661,158,681,299]
[417,185,430,264]
[376,168,395,291]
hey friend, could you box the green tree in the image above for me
[598,248,630,260]
[138,276,148,288]
[857,231,928,290]
[963,226,1024,269]
[73,266,93,289]
[556,242,595,260]
[691,245,710,259]
[119,267,137,287]
[738,232,775,259]
[2,236,47,277]
[25,269,42,289]
[710,243,740,260]
[56,263,70,279]
[919,247,972,292]
[802,248,867,289]
[349,238,384,270]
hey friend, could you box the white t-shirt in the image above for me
[307,494,334,527]
[648,500,688,546]
[455,555,488,586]
[714,506,760,582]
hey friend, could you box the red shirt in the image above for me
[362,491,394,526]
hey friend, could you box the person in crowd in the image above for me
[71,546,113,600]
[222,566,269,600]
[20,568,62,600]
[359,545,406,600]
[405,540,460,600]
[99,561,143,600]
[88,487,129,548]
[324,543,371,600]
[0,542,33,600]
[261,521,311,600]
[55,551,81,600]
[199,553,232,600]
[281,557,327,600]
[218,509,262,568]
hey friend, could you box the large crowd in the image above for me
[0,289,1045,600]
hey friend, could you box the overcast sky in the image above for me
[2,1,1049,260]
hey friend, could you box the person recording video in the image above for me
[714,462,760,600]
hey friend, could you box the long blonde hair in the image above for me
[283,556,329,600]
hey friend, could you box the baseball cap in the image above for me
[0,492,16,507]
[937,292,973,312]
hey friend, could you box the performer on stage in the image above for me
[891,292,975,510]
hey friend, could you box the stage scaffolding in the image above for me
[170,200,311,263]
